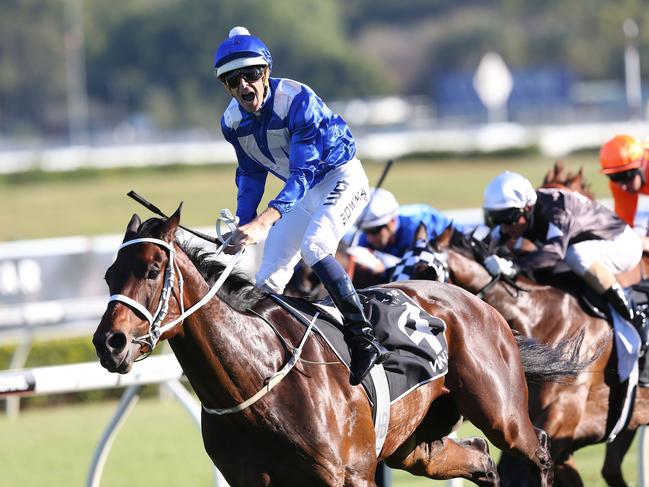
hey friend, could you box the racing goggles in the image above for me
[220,66,265,89]
[483,207,526,227]
[608,169,641,183]
[364,224,387,236]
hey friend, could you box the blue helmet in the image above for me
[213,27,272,78]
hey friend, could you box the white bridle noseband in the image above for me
[107,212,242,358]
[105,211,318,417]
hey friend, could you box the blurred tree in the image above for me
[0,1,67,136]
[86,0,390,132]
[3,0,649,138]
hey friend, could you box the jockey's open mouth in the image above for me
[241,91,256,103]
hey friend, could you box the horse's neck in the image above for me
[447,249,492,294]
[448,248,539,334]
[170,250,266,409]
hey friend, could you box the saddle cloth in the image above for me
[272,287,449,402]
[271,287,449,454]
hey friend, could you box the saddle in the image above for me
[533,267,649,322]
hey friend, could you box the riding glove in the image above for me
[484,255,517,278]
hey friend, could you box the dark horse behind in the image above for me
[93,207,595,486]
[396,222,649,487]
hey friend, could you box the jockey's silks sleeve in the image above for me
[221,78,355,224]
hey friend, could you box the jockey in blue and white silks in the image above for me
[357,203,461,258]
[214,26,388,385]
[222,76,358,228]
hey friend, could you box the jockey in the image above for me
[214,26,388,385]
[600,134,649,252]
[352,188,462,268]
[482,171,648,344]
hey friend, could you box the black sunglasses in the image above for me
[220,66,265,89]
[608,169,640,183]
[483,207,525,227]
[364,224,387,236]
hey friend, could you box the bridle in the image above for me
[105,210,320,417]
[107,213,242,359]
[392,235,528,299]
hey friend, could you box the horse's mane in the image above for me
[541,161,595,200]
[138,218,266,312]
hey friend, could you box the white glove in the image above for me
[484,255,517,278]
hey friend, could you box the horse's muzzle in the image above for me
[93,330,134,373]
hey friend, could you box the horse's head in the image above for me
[390,222,451,283]
[93,205,183,373]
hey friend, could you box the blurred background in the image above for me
[2,1,649,486]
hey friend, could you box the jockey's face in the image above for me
[611,171,643,194]
[500,213,528,240]
[364,218,397,249]
[224,66,268,113]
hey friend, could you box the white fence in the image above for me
[0,355,228,487]
[4,120,649,175]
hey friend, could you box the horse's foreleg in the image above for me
[385,435,499,486]
[553,455,584,487]
[602,429,635,487]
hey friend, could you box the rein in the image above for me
[108,211,319,416]
[202,312,319,416]
[475,273,528,299]
[108,212,242,358]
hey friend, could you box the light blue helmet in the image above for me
[213,27,272,78]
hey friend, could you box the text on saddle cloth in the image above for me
[272,287,449,404]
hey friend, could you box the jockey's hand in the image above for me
[223,207,281,255]
[484,255,517,278]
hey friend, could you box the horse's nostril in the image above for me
[107,332,127,352]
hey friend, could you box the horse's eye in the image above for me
[147,268,160,280]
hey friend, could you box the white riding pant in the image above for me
[256,158,370,293]
[564,226,643,276]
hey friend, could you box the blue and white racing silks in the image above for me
[221,77,356,225]
[358,204,462,258]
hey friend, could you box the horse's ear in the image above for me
[437,224,454,248]
[123,213,141,242]
[161,203,182,242]
[414,221,428,244]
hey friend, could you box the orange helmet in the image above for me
[599,134,645,174]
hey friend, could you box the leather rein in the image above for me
[108,211,243,359]
[106,211,316,416]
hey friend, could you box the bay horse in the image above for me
[542,161,649,486]
[398,224,649,487]
[92,207,574,487]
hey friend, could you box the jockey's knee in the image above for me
[301,240,335,268]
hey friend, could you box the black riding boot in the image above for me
[312,255,389,385]
[603,283,649,355]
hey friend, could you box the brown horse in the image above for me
[92,207,574,487]
[400,225,649,486]
[542,162,649,486]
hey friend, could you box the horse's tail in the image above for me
[515,329,601,384]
